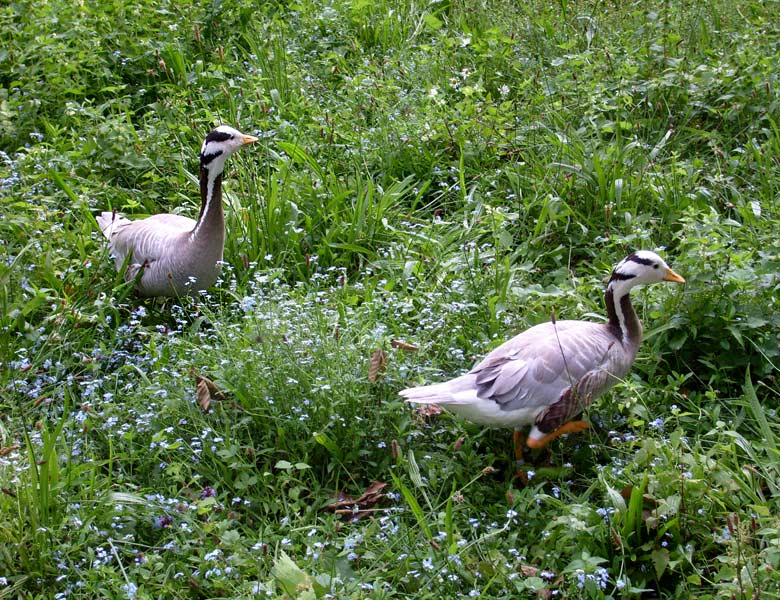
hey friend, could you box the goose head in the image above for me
[199,125,258,175]
[608,250,685,294]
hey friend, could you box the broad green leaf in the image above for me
[423,14,442,30]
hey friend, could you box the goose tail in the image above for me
[399,374,476,405]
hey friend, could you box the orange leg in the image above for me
[513,430,529,484]
[526,420,589,450]
[513,430,525,464]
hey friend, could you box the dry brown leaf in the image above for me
[323,481,388,520]
[415,403,443,418]
[0,444,19,457]
[196,378,212,412]
[368,348,388,383]
[195,373,225,412]
[619,485,633,500]
[610,526,622,548]
[390,339,418,351]
[520,564,539,577]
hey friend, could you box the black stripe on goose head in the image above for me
[610,271,637,281]
[625,252,657,267]
[200,130,234,167]
[610,251,663,282]
[200,149,224,167]
[205,130,234,144]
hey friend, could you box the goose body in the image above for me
[97,125,257,297]
[400,251,685,449]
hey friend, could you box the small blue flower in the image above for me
[649,417,664,431]
[122,582,138,599]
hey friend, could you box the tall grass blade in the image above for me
[744,368,778,454]
[391,471,432,541]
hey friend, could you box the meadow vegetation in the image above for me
[1,0,780,597]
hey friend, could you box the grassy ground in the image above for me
[2,0,780,597]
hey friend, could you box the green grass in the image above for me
[2,0,780,597]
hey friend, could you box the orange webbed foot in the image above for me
[526,420,589,450]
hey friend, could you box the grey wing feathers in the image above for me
[471,320,625,412]
[98,213,195,270]
[474,359,530,404]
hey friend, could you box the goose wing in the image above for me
[471,320,628,413]
[99,213,195,271]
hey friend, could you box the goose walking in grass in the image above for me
[400,251,685,465]
[96,125,258,297]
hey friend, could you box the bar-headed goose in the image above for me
[400,251,685,463]
[96,125,257,297]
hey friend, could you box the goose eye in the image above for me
[653,264,659,269]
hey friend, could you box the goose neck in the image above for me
[605,286,642,345]
[191,166,225,242]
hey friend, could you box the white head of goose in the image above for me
[400,251,685,464]
[96,125,258,297]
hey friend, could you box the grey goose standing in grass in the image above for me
[400,251,685,464]
[96,125,258,297]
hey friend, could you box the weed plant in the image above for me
[1,0,780,597]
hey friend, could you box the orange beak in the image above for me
[663,268,685,283]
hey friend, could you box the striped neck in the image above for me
[605,284,642,345]
[190,165,224,241]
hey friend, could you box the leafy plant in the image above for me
[2,0,780,597]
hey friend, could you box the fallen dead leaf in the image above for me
[520,564,539,577]
[368,348,387,383]
[610,526,622,548]
[0,444,19,457]
[322,481,388,520]
[194,373,225,412]
[415,403,443,418]
[391,339,418,351]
